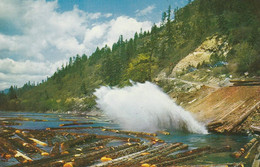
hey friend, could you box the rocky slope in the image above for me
[157,35,260,134]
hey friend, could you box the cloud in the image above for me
[83,16,152,50]
[0,58,66,90]
[104,13,113,18]
[0,0,153,90]
[136,5,155,16]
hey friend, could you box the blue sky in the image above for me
[0,0,190,90]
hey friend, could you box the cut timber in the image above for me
[50,142,60,157]
[175,146,211,159]
[101,128,157,137]
[168,163,244,167]
[10,137,38,153]
[46,126,104,130]
[0,137,33,163]
[140,144,188,164]
[59,122,94,126]
[61,135,96,151]
[115,143,180,166]
[96,135,141,142]
[231,138,258,158]
[29,138,48,147]
[104,142,148,159]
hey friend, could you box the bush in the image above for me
[232,42,257,73]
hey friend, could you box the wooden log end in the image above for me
[41,152,49,156]
[3,153,12,159]
[101,156,112,162]
[141,152,150,156]
[63,162,74,167]
[15,130,21,133]
[61,151,69,155]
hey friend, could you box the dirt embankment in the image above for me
[183,85,260,134]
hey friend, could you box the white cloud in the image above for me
[84,16,152,50]
[104,13,113,18]
[0,0,153,90]
[136,5,155,16]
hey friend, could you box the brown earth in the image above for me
[177,85,260,134]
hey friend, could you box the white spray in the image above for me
[94,81,208,134]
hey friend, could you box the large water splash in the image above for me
[94,81,208,134]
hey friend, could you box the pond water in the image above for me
[0,111,254,166]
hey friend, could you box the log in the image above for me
[140,144,188,164]
[10,135,49,156]
[244,141,258,159]
[167,163,245,167]
[105,142,148,159]
[93,143,154,167]
[155,151,207,166]
[226,102,260,132]
[96,135,141,142]
[101,128,157,137]
[59,122,94,126]
[65,142,144,167]
[115,143,179,166]
[174,146,211,159]
[10,138,38,153]
[157,130,170,135]
[50,142,60,157]
[29,138,48,147]
[231,138,258,158]
[46,126,104,131]
[15,141,139,167]
[60,134,96,152]
[0,137,33,163]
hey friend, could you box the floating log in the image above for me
[154,146,211,166]
[29,138,48,147]
[50,142,60,157]
[231,138,258,158]
[61,135,96,152]
[104,142,148,159]
[10,138,38,153]
[93,143,154,167]
[15,132,37,145]
[244,141,258,159]
[157,130,170,135]
[0,137,33,163]
[59,122,94,126]
[251,125,260,134]
[115,143,177,166]
[0,121,22,126]
[64,142,144,167]
[140,144,188,164]
[46,126,104,131]
[101,128,157,137]
[168,163,245,167]
[174,146,211,159]
[96,135,141,142]
[12,135,48,156]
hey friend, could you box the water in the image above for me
[0,111,253,166]
[0,82,254,166]
[94,81,207,134]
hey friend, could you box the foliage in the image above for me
[1,0,259,112]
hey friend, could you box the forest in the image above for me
[0,0,259,112]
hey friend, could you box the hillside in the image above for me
[0,0,260,112]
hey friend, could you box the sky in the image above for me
[0,0,190,91]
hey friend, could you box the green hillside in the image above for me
[1,0,259,112]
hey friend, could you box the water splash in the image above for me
[94,81,208,134]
